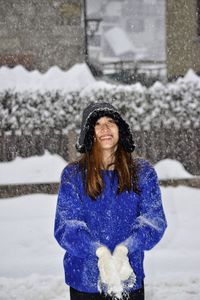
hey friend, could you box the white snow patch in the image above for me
[145,185,200,300]
[155,159,194,180]
[183,69,200,83]
[0,274,69,300]
[0,63,95,92]
[0,150,66,184]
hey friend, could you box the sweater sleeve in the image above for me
[54,166,101,258]
[121,162,167,254]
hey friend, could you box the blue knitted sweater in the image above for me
[54,158,167,293]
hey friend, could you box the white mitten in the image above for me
[96,246,114,284]
[113,244,136,283]
[96,246,122,297]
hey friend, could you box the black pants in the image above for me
[70,284,144,300]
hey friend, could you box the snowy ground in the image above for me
[0,152,196,184]
[0,154,199,300]
[0,151,66,184]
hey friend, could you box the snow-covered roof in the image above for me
[104,27,136,56]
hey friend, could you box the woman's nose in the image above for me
[101,123,109,131]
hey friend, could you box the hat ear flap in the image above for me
[84,121,95,152]
[118,122,135,153]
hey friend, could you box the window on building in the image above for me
[197,0,200,36]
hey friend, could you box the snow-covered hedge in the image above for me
[1,75,200,133]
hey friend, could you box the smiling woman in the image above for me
[54,102,167,300]
[94,116,119,170]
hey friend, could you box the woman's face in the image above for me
[94,116,119,151]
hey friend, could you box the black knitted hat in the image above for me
[75,102,135,153]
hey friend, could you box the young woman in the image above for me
[54,102,167,300]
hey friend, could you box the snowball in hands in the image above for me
[113,245,136,283]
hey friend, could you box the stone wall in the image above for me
[166,0,200,78]
[0,0,85,71]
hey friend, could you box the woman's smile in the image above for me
[100,135,113,140]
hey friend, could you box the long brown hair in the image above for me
[74,137,140,200]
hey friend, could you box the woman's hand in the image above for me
[96,246,115,284]
[96,246,122,296]
[96,245,136,296]
[113,245,136,283]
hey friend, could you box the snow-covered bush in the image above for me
[0,77,200,133]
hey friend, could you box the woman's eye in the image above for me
[95,119,115,126]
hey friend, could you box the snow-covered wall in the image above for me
[0,64,95,93]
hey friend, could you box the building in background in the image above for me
[86,0,200,82]
[1,0,200,80]
[0,0,85,72]
[86,0,166,82]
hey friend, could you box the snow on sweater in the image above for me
[54,158,167,293]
